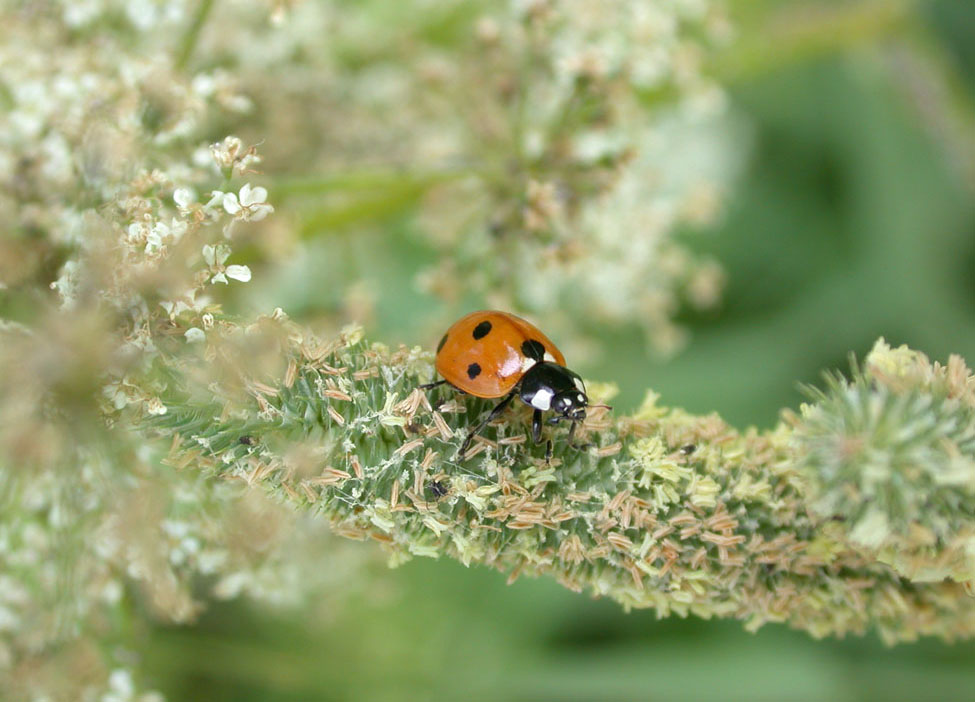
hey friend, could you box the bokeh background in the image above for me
[133,1,975,701]
[3,0,973,700]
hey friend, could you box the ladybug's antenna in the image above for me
[588,403,613,410]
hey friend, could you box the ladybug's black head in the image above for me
[552,387,588,420]
[519,362,588,420]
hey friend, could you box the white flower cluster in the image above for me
[58,0,190,31]
[556,1,730,91]
[512,117,741,354]
[27,0,738,360]
[86,137,270,415]
[408,0,738,354]
[129,0,736,359]
[0,5,331,701]
[0,448,360,699]
[0,463,167,699]
[101,669,165,702]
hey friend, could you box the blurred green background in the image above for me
[143,2,975,700]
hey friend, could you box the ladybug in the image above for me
[424,310,590,457]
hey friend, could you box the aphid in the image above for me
[425,310,599,458]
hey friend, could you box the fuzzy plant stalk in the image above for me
[147,321,975,645]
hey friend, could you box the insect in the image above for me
[424,310,592,458]
[428,480,449,499]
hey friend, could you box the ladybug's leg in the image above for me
[459,391,515,458]
[532,409,555,463]
[419,378,448,391]
[566,419,592,452]
[532,411,555,463]
[531,409,544,444]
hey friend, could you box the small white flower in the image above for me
[222,191,242,215]
[192,73,217,98]
[102,382,130,410]
[210,136,244,170]
[209,135,261,175]
[173,187,196,209]
[169,217,188,242]
[202,244,230,267]
[203,190,226,214]
[51,260,80,307]
[239,183,267,207]
[160,298,193,318]
[63,0,101,27]
[144,397,167,416]
[197,549,228,575]
[225,264,251,282]
[100,579,123,604]
[214,572,250,599]
[127,221,146,243]
[184,327,206,343]
[222,183,274,222]
[108,668,134,696]
[193,145,213,168]
[126,0,159,31]
[145,221,170,254]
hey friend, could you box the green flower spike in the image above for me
[150,323,975,646]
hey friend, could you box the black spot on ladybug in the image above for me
[472,320,492,340]
[521,339,545,361]
[467,362,482,379]
[437,334,448,353]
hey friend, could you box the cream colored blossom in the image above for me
[209,136,262,176]
[221,183,274,222]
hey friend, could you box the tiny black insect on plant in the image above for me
[428,480,449,499]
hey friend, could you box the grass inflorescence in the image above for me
[149,325,975,645]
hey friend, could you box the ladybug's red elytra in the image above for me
[424,310,590,457]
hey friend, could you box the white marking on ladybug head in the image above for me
[573,377,585,392]
[576,393,585,403]
[530,388,553,410]
[520,355,538,373]
[544,351,556,363]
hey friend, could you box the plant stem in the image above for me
[176,0,216,72]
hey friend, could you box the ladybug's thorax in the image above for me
[518,362,588,418]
